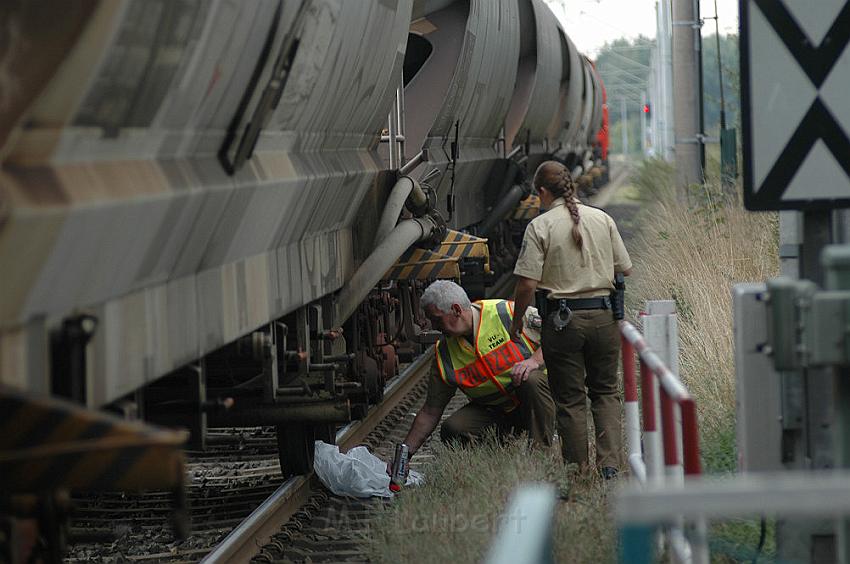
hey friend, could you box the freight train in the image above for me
[0,0,608,542]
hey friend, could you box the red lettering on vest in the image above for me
[455,362,489,388]
[480,341,526,377]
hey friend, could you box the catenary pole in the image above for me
[621,98,629,155]
[671,0,704,188]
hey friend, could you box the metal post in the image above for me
[660,388,680,480]
[651,2,661,155]
[485,485,557,564]
[681,397,710,564]
[641,360,663,485]
[733,284,783,472]
[705,1,736,189]
[712,6,726,145]
[672,0,703,188]
[189,361,207,451]
[645,301,681,482]
[387,108,397,170]
[801,211,834,287]
[822,247,850,564]
[620,525,655,564]
[694,0,706,174]
[396,79,406,164]
[621,98,629,155]
[777,210,837,562]
[641,90,647,156]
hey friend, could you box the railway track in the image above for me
[64,349,438,563]
[243,387,468,563]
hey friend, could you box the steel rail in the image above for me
[201,347,434,563]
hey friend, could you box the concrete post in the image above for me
[661,0,675,160]
[671,0,703,187]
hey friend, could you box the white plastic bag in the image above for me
[313,441,423,498]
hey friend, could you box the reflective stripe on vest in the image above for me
[435,300,537,410]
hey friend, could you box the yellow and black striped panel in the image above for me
[436,230,491,273]
[0,387,187,493]
[513,195,541,220]
[383,247,461,281]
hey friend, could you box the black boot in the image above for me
[601,466,619,480]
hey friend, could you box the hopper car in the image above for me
[0,0,609,512]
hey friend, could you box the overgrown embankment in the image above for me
[367,436,615,563]
[628,159,779,560]
[628,159,778,470]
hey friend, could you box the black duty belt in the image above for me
[547,296,611,311]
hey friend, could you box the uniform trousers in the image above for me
[439,369,555,447]
[542,309,622,469]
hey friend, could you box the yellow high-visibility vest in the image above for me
[435,300,537,411]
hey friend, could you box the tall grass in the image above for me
[366,435,615,564]
[629,160,780,560]
[628,159,779,447]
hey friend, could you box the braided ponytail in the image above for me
[532,160,583,249]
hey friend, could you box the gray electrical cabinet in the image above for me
[733,283,783,472]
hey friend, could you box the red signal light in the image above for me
[642,104,650,114]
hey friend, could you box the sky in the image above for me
[544,0,740,57]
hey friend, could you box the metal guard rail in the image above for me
[619,311,708,564]
[620,320,701,481]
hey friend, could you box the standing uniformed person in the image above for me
[509,160,632,479]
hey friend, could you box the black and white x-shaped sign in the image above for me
[742,0,850,210]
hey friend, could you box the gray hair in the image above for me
[420,280,471,313]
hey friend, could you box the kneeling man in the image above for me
[398,280,555,461]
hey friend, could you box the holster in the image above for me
[534,289,549,316]
[610,273,626,321]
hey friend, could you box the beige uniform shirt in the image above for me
[514,197,632,298]
[424,304,542,410]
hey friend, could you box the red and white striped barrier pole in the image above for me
[622,321,695,481]
[619,318,707,564]
[680,398,701,476]
[640,359,664,483]
[660,386,683,481]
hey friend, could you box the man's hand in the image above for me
[510,358,539,386]
[509,317,524,342]
[386,459,410,479]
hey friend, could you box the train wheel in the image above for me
[276,424,315,477]
[315,423,336,444]
[356,351,383,405]
[275,423,337,477]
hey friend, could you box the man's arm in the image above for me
[510,275,538,341]
[402,405,444,455]
[388,404,445,477]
